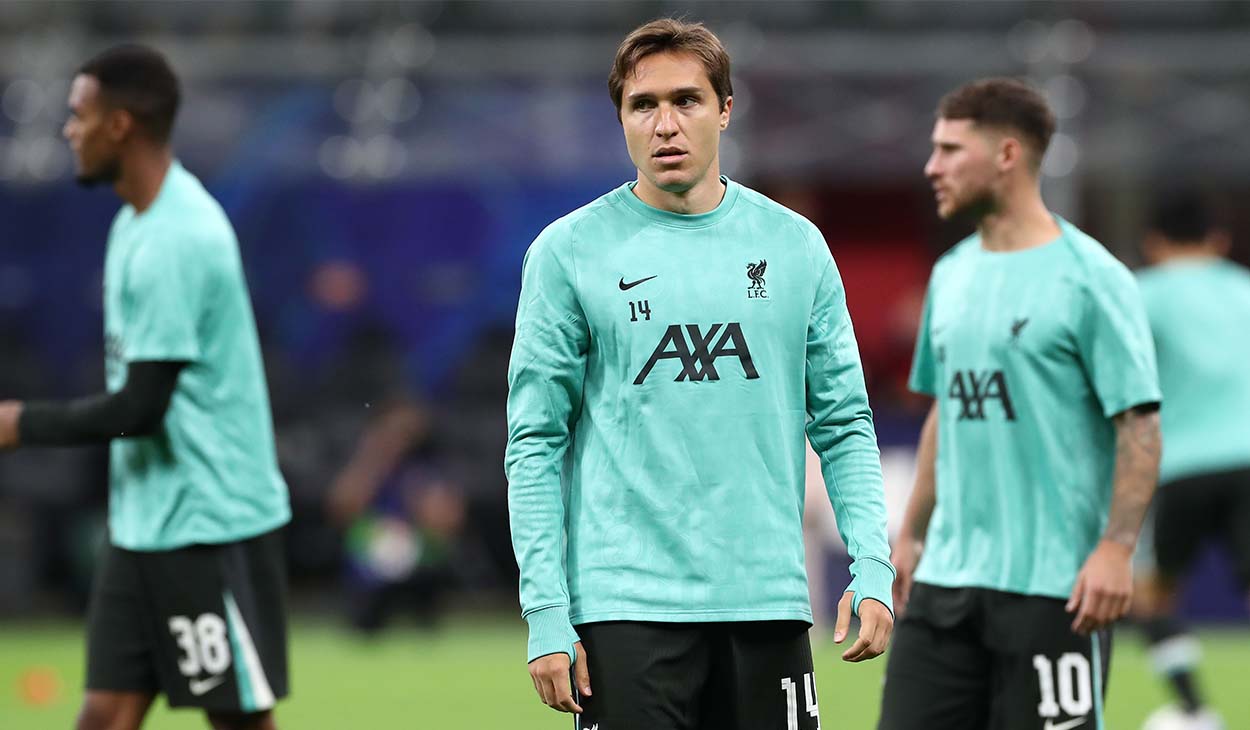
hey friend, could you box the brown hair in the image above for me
[938,78,1056,166]
[608,18,732,119]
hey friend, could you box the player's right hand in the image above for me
[1066,539,1134,634]
[528,641,590,713]
[891,536,923,616]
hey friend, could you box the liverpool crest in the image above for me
[746,260,767,299]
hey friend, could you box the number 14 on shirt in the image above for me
[629,300,652,322]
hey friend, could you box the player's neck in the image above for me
[632,167,726,215]
[1151,245,1224,265]
[115,148,174,214]
[977,188,1060,253]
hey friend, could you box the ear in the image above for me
[719,96,733,131]
[997,136,1023,173]
[106,107,135,144]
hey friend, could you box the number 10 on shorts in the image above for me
[1033,653,1092,718]
[781,672,820,730]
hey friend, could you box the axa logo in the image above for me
[948,369,1016,421]
[634,323,760,384]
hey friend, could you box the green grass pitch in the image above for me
[2,618,1247,728]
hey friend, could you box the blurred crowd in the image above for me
[4,1,1250,628]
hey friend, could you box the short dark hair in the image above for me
[608,18,732,119]
[79,44,180,144]
[1149,192,1216,244]
[937,78,1056,166]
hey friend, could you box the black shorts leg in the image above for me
[85,543,160,694]
[984,592,1112,730]
[1154,473,1225,581]
[878,615,991,730]
[222,527,289,707]
[700,621,817,730]
[878,585,991,730]
[1218,469,1250,589]
[140,528,289,712]
[575,621,710,730]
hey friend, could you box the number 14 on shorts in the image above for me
[781,672,820,730]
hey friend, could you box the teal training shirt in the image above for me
[506,178,895,663]
[103,161,290,550]
[1137,258,1250,484]
[909,219,1160,599]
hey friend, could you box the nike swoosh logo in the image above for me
[1043,718,1087,730]
[619,275,657,291]
[189,674,227,696]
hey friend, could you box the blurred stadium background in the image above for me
[1,1,1248,727]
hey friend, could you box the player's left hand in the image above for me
[528,641,588,713]
[834,591,893,662]
[1067,538,1134,635]
[0,401,21,450]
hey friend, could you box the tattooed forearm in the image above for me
[1104,406,1161,548]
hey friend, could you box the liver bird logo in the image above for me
[747,260,767,290]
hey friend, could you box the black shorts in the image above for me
[85,527,289,712]
[1154,467,1250,588]
[879,584,1110,730]
[574,620,818,730]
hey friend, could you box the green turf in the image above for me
[2,619,1247,728]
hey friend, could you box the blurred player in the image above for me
[0,45,290,730]
[326,399,467,632]
[881,79,1162,730]
[505,18,894,729]
[1133,194,1248,730]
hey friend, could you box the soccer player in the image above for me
[505,18,895,729]
[0,45,290,730]
[1133,193,1248,730]
[881,79,1162,730]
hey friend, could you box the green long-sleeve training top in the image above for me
[506,178,895,663]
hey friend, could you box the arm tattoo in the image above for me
[1104,406,1161,548]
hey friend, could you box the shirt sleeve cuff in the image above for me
[846,556,897,618]
[523,605,581,664]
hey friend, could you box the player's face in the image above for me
[924,118,1000,220]
[620,51,731,200]
[63,74,123,186]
